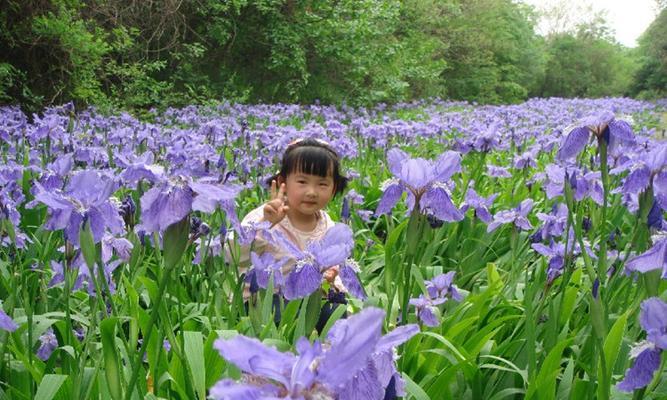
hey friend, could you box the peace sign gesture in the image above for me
[263,179,289,226]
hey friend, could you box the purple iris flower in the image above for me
[210,379,280,399]
[266,224,365,300]
[513,148,538,170]
[375,148,463,222]
[487,165,512,178]
[425,271,462,301]
[193,234,224,265]
[117,152,165,188]
[0,181,27,248]
[342,189,365,223]
[246,252,287,292]
[472,121,503,152]
[531,240,570,284]
[617,298,667,391]
[461,187,498,223]
[536,203,568,241]
[30,170,124,245]
[487,199,534,233]
[101,235,133,264]
[37,328,59,360]
[641,298,667,349]
[212,307,419,400]
[341,197,351,222]
[0,308,17,332]
[346,189,364,206]
[647,198,667,231]
[48,250,120,296]
[73,327,85,342]
[621,144,667,206]
[137,176,241,234]
[410,271,462,326]
[356,209,373,222]
[39,153,74,191]
[625,238,667,277]
[409,295,445,327]
[544,165,603,205]
[557,111,635,161]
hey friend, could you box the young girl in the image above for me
[237,138,349,296]
[237,138,399,399]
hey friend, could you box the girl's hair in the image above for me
[266,138,348,196]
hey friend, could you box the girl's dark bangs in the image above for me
[285,147,335,177]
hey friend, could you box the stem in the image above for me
[596,137,611,400]
[598,137,610,285]
[401,210,424,325]
[400,252,415,326]
[525,255,536,379]
[125,258,176,400]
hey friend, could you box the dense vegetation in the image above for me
[1,0,665,113]
[2,97,667,399]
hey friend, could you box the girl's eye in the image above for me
[320,183,330,187]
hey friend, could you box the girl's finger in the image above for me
[264,203,276,215]
[279,183,287,202]
[269,198,283,209]
[281,205,289,214]
[270,180,277,199]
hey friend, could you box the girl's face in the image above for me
[282,171,335,216]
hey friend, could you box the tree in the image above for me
[631,9,667,98]
[438,0,544,103]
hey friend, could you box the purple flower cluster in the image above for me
[0,308,17,332]
[487,199,534,233]
[30,170,124,245]
[557,110,635,161]
[264,224,365,300]
[212,307,419,400]
[409,272,462,327]
[461,186,498,224]
[617,298,667,392]
[376,148,463,222]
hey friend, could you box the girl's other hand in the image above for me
[323,265,339,283]
[263,180,289,226]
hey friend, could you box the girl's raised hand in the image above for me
[263,180,289,226]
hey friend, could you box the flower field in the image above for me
[1,97,667,399]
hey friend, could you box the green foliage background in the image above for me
[0,0,665,112]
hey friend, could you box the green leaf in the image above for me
[77,367,98,400]
[526,338,573,400]
[280,300,301,331]
[304,291,322,337]
[421,331,469,361]
[318,303,347,338]
[488,388,526,400]
[79,220,97,270]
[403,372,431,400]
[204,332,226,388]
[558,286,578,326]
[162,217,190,270]
[184,331,206,400]
[556,358,575,400]
[597,311,628,399]
[294,298,307,340]
[34,375,67,400]
[479,355,528,384]
[261,276,276,323]
[384,219,408,306]
[100,318,123,400]
[137,276,158,307]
